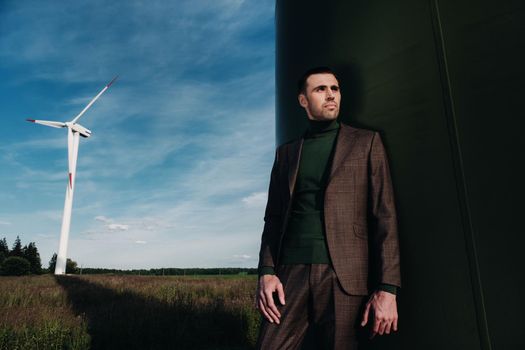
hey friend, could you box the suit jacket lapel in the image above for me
[328,123,359,181]
[286,123,358,196]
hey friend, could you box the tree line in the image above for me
[0,236,42,275]
[1,236,257,276]
[80,267,257,275]
[0,236,79,275]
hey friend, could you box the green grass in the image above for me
[0,275,260,349]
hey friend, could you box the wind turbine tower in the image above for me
[27,77,117,275]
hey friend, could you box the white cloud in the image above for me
[242,192,267,207]
[107,224,129,231]
[92,216,130,232]
[94,215,111,223]
[233,254,251,259]
[0,220,12,225]
[135,240,147,244]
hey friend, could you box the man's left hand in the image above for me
[360,290,398,338]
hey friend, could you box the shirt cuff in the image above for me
[377,283,398,295]
[258,266,276,276]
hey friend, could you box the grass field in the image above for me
[0,274,260,350]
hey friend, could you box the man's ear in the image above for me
[298,93,308,108]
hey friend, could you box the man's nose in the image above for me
[326,90,335,99]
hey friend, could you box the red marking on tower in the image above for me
[69,173,73,188]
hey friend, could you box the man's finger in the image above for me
[265,290,281,318]
[259,296,280,324]
[259,291,268,308]
[378,319,387,335]
[264,291,281,324]
[258,299,273,323]
[276,282,286,305]
[259,292,275,322]
[360,302,371,326]
[393,318,398,332]
[260,291,278,322]
[372,318,381,336]
[384,320,392,334]
[265,303,281,324]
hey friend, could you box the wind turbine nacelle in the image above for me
[70,123,92,138]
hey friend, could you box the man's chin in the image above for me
[321,114,339,121]
[308,112,339,121]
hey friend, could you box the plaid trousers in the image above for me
[256,264,366,350]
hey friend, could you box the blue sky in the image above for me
[0,0,276,269]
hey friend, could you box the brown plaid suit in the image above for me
[256,123,401,348]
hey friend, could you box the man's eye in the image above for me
[331,86,339,91]
[317,87,325,91]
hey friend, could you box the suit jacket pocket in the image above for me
[353,223,368,239]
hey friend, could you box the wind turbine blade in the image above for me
[71,75,118,124]
[26,119,66,128]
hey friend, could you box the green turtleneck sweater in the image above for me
[279,118,339,264]
[260,119,397,295]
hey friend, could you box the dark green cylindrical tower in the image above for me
[275,0,525,349]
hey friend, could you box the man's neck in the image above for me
[306,118,340,136]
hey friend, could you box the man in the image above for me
[255,67,401,349]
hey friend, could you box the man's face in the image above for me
[298,73,341,121]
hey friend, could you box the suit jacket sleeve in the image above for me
[369,132,402,288]
[258,147,283,273]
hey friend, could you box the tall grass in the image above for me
[0,274,260,349]
[0,275,90,349]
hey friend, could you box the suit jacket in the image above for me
[258,122,401,296]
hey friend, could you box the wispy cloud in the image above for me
[233,254,251,259]
[108,224,129,231]
[242,192,268,208]
[94,216,111,223]
[0,0,274,84]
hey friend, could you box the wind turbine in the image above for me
[27,76,118,275]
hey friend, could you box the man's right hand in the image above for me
[256,274,286,324]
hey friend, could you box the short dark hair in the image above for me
[297,66,339,95]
